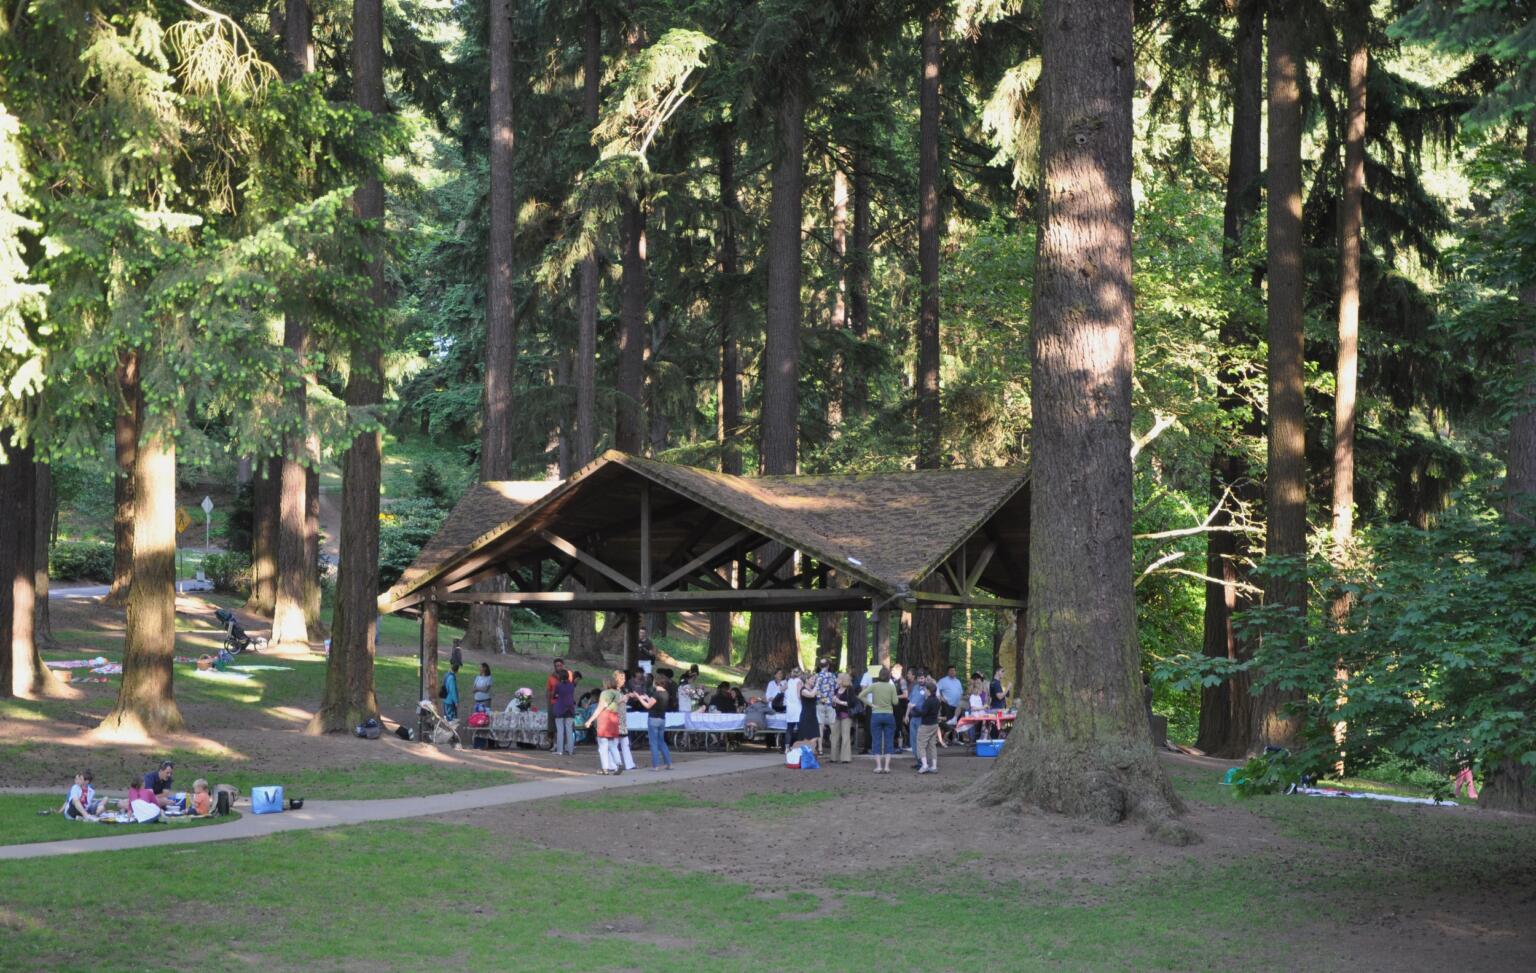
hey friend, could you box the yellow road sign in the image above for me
[176,507,193,534]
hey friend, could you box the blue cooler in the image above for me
[976,739,1005,758]
[251,785,285,814]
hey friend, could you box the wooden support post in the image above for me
[625,610,640,672]
[423,597,440,703]
[873,607,892,667]
[640,482,652,590]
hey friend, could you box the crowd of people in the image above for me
[521,651,1011,777]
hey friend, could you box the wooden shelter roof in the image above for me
[378,451,1029,614]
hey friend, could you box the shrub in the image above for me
[378,497,449,590]
[202,551,252,594]
[50,541,115,583]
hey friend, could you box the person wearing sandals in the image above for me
[860,666,898,773]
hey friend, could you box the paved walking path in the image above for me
[0,752,781,861]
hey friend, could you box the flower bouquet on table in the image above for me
[512,687,534,712]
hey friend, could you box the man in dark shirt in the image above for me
[710,682,739,714]
[142,760,175,808]
[636,627,656,675]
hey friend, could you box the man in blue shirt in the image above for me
[907,673,929,769]
[142,760,175,809]
[935,665,964,745]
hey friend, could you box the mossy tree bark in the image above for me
[1197,0,1262,759]
[308,0,384,734]
[34,459,58,648]
[100,418,184,734]
[107,352,140,607]
[244,458,280,616]
[1252,0,1308,751]
[461,0,520,657]
[968,0,1189,842]
[1481,113,1536,813]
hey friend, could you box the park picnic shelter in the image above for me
[379,451,1029,689]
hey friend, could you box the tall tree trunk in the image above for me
[718,121,743,475]
[271,0,316,650]
[245,459,280,616]
[303,459,323,633]
[817,568,842,663]
[615,202,647,453]
[916,4,942,469]
[827,164,849,430]
[2,435,62,696]
[848,146,871,418]
[970,0,1186,839]
[574,0,600,465]
[1481,113,1536,813]
[34,460,57,648]
[1252,0,1308,752]
[846,609,869,672]
[107,352,140,606]
[707,121,743,668]
[1197,0,1262,758]
[1332,24,1366,580]
[100,416,184,734]
[463,0,520,656]
[745,68,806,686]
[308,0,385,733]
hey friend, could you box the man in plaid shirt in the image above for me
[813,658,839,751]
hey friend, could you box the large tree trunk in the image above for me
[271,0,316,650]
[304,460,323,633]
[744,66,806,686]
[970,0,1188,840]
[1252,0,1308,752]
[615,202,647,453]
[107,352,140,606]
[574,0,600,466]
[708,121,743,668]
[1481,113,1536,813]
[245,458,280,616]
[826,164,849,430]
[462,0,521,657]
[100,417,184,734]
[846,608,869,672]
[271,322,311,648]
[1197,0,1263,758]
[916,4,942,468]
[847,146,871,418]
[34,460,57,648]
[308,0,385,733]
[3,435,63,696]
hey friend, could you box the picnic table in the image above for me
[469,708,549,748]
[953,710,1017,735]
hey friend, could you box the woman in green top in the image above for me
[859,667,899,773]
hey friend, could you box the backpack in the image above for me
[215,789,232,816]
[467,711,490,728]
[354,717,382,739]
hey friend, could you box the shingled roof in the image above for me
[382,480,557,608]
[379,452,1028,613]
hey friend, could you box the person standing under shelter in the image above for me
[813,658,838,752]
[551,669,577,756]
[644,675,672,770]
[782,668,805,752]
[442,662,461,721]
[545,658,568,749]
[636,626,656,675]
[936,666,964,746]
[860,667,898,773]
[585,677,624,774]
[829,673,854,764]
[915,676,942,774]
[474,662,494,712]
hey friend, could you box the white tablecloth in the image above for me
[620,711,790,733]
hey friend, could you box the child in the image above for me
[123,778,156,811]
[191,779,213,816]
[62,771,103,821]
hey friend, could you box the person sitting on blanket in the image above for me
[62,770,104,821]
[190,779,213,816]
[141,760,176,809]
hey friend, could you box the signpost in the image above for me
[201,495,214,550]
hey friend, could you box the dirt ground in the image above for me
[441,751,1536,973]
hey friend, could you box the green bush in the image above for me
[202,551,252,594]
[49,540,115,583]
[378,497,449,590]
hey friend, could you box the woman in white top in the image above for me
[473,663,493,710]
[782,669,804,751]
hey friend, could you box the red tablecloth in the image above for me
[953,710,1016,731]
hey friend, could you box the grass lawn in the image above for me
[0,794,237,848]
[0,818,1307,972]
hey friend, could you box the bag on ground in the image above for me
[799,747,821,770]
[784,746,804,769]
[130,799,163,824]
[251,785,285,815]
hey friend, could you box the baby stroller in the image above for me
[418,700,464,748]
[214,608,261,655]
